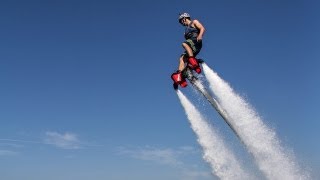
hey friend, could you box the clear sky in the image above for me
[0,0,319,179]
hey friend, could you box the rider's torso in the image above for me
[184,21,199,40]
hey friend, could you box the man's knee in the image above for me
[182,42,189,49]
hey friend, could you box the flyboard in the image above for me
[171,60,241,139]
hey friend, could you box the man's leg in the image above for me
[182,43,193,57]
[173,54,187,87]
[182,42,199,71]
[178,42,193,71]
[178,55,186,71]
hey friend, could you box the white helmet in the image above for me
[178,12,190,23]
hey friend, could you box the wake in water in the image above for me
[202,63,309,180]
[177,90,251,180]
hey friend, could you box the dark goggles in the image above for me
[179,18,185,24]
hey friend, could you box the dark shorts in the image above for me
[182,39,202,57]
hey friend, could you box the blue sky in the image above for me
[0,0,319,179]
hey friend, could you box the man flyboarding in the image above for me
[171,12,206,89]
[171,14,243,142]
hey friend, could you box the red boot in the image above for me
[188,57,201,74]
[171,70,187,89]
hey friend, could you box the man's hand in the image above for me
[197,36,203,42]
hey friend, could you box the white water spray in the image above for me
[202,63,308,180]
[177,90,251,180]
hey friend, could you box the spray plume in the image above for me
[177,90,251,180]
[202,63,309,180]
